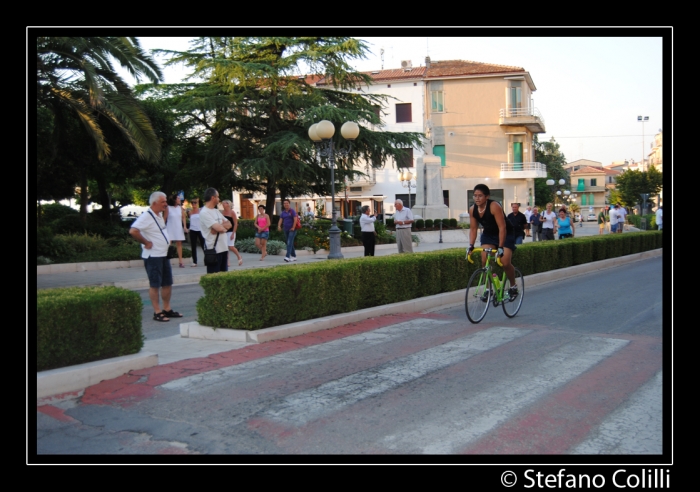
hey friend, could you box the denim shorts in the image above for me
[144,256,173,288]
[255,231,269,239]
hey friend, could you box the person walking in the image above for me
[164,194,188,268]
[616,203,627,233]
[656,205,663,230]
[199,188,231,274]
[278,199,299,262]
[360,205,377,256]
[393,199,414,253]
[555,208,575,239]
[597,207,606,235]
[187,197,204,267]
[255,204,271,260]
[609,204,620,233]
[524,206,532,237]
[540,203,557,240]
[222,199,243,267]
[507,202,528,245]
[128,191,184,322]
[529,206,542,242]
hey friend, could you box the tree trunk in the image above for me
[265,180,277,218]
[79,170,89,223]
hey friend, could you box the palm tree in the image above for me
[36,36,163,162]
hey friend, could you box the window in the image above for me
[577,178,585,191]
[433,145,446,167]
[590,178,597,187]
[589,193,594,205]
[396,103,412,123]
[431,91,444,112]
[396,148,414,168]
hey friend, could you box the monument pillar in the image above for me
[413,155,448,219]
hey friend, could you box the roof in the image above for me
[571,166,607,175]
[425,59,525,78]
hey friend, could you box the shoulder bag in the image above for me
[203,232,220,266]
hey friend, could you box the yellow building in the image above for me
[423,59,546,214]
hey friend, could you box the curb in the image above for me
[37,351,159,399]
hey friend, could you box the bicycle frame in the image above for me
[467,248,507,305]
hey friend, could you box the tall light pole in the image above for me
[308,120,360,260]
[398,170,416,209]
[638,115,649,171]
[546,178,567,207]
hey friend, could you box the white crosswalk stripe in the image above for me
[161,318,452,392]
[264,327,529,426]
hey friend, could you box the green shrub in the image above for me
[235,237,287,255]
[234,225,257,241]
[425,219,434,229]
[386,218,394,228]
[38,203,78,225]
[37,286,143,372]
[415,219,425,229]
[375,221,388,238]
[57,232,109,254]
[449,218,458,228]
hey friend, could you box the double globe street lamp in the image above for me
[308,119,360,260]
[398,170,416,209]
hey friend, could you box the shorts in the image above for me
[143,256,173,288]
[480,232,516,251]
[559,233,573,239]
[255,231,269,239]
[610,223,618,233]
[227,231,237,246]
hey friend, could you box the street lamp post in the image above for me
[398,170,416,209]
[308,120,360,260]
[638,115,649,171]
[546,178,567,208]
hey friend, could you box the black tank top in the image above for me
[473,199,513,236]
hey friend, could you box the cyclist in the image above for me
[467,184,519,299]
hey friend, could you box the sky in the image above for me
[129,34,666,167]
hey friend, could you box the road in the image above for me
[36,256,663,457]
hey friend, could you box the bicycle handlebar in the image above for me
[467,247,504,267]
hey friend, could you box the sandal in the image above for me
[238,258,243,266]
[179,263,185,268]
[163,309,183,318]
[153,312,170,322]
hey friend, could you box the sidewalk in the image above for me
[35,224,645,399]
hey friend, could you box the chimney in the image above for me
[425,56,431,68]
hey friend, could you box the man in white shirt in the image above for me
[524,206,532,237]
[655,206,663,230]
[609,205,619,233]
[393,199,414,253]
[199,187,232,273]
[616,203,627,233]
[129,191,183,322]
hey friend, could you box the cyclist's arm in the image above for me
[469,205,478,247]
[492,201,507,248]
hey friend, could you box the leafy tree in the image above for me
[614,165,663,211]
[533,136,568,207]
[149,37,424,213]
[37,37,163,220]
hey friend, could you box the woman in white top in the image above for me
[540,202,557,241]
[187,197,203,267]
[221,199,243,267]
[359,205,377,256]
[164,194,188,267]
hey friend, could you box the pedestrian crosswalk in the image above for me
[155,318,661,454]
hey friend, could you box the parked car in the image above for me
[587,213,597,222]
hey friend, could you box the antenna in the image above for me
[380,48,384,70]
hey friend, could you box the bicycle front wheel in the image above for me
[465,268,491,323]
[502,267,524,318]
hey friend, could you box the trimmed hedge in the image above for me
[196,231,662,331]
[37,286,144,372]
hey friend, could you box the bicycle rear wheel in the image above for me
[465,268,491,323]
[502,267,524,318]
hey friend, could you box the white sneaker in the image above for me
[291,257,297,262]
[284,257,291,262]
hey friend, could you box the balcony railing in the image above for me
[499,107,546,132]
[500,161,548,179]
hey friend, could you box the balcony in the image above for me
[500,162,548,179]
[499,107,546,133]
[575,185,607,193]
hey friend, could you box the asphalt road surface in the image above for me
[36,257,664,459]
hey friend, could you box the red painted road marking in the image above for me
[37,404,79,423]
[78,313,425,407]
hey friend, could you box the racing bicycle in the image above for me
[465,247,524,323]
